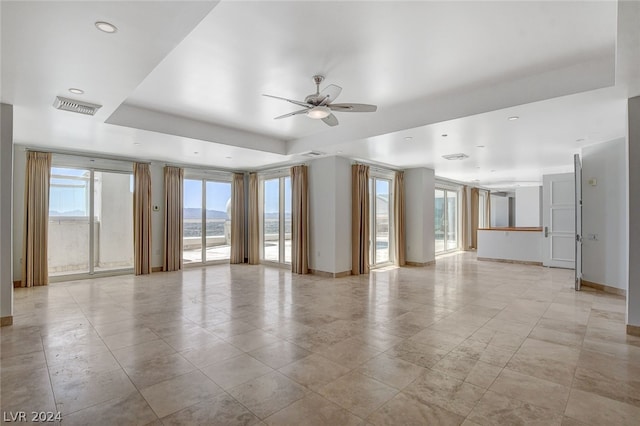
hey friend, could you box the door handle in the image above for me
[544,227,549,238]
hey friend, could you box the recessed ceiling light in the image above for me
[95,21,117,34]
[225,156,232,159]
[68,88,84,95]
[508,116,519,121]
[441,134,448,137]
[442,153,469,161]
[194,151,199,155]
[576,138,585,142]
[476,145,485,148]
[476,166,481,169]
[491,169,496,172]
[404,136,413,141]
[133,142,141,146]
[337,150,343,154]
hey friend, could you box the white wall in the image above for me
[1,104,14,321]
[515,186,542,227]
[11,145,25,282]
[334,157,351,274]
[490,195,509,227]
[150,162,164,269]
[627,97,639,326]
[405,167,435,264]
[307,156,351,275]
[308,156,337,274]
[581,139,627,290]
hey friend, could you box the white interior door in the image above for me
[574,154,583,289]
[542,173,575,268]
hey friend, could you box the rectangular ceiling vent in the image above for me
[53,96,102,116]
[302,151,326,157]
[442,153,469,161]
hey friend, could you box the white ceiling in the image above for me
[2,0,639,187]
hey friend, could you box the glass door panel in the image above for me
[374,179,390,264]
[183,179,203,264]
[446,191,458,250]
[205,181,231,262]
[435,189,445,254]
[263,178,280,262]
[435,188,459,254]
[93,171,134,272]
[283,177,292,264]
[49,167,91,275]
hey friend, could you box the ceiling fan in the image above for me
[263,75,377,127]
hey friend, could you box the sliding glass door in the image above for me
[435,188,459,254]
[183,178,231,264]
[48,167,133,276]
[262,175,291,264]
[370,177,392,266]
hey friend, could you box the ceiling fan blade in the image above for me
[329,103,377,112]
[274,109,309,120]
[263,94,311,109]
[318,84,342,105]
[322,113,339,127]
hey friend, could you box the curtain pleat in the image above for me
[461,186,470,251]
[393,171,406,266]
[291,165,309,274]
[230,173,245,264]
[247,172,260,265]
[134,163,152,275]
[485,191,491,228]
[163,166,183,272]
[352,164,370,275]
[470,187,480,249]
[22,151,52,287]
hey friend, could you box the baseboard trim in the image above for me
[627,324,640,337]
[477,257,543,266]
[1,316,13,327]
[151,266,163,273]
[13,280,21,288]
[405,260,436,267]
[310,269,351,278]
[581,279,626,296]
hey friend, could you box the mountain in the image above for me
[183,208,228,220]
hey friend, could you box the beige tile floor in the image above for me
[2,252,640,425]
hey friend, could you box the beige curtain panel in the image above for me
[352,164,370,275]
[460,186,470,251]
[470,187,480,249]
[247,172,260,265]
[291,165,309,274]
[393,171,406,266]
[134,163,152,275]
[230,173,245,264]
[163,166,184,272]
[22,151,52,287]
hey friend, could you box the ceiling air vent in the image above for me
[53,96,102,116]
[442,153,469,161]
[302,151,326,157]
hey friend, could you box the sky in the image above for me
[184,179,231,211]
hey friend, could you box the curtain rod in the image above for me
[23,146,151,165]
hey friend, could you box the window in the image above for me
[370,177,393,266]
[435,187,459,254]
[183,178,231,264]
[48,167,134,276]
[261,174,291,265]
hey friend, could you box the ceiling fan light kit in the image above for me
[307,106,331,119]
[263,75,377,127]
